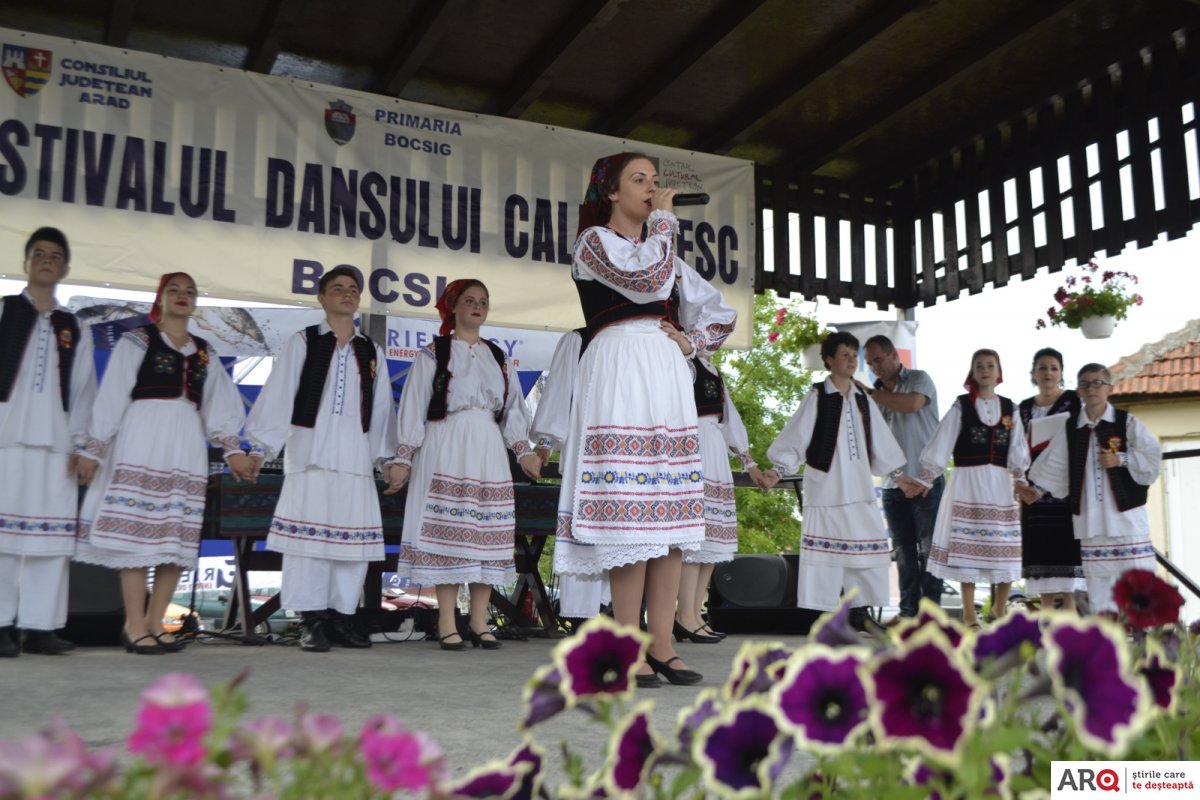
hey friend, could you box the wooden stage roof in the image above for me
[4,0,1200,309]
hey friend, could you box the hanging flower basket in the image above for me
[1080,314,1117,339]
[802,344,825,369]
[1036,260,1142,335]
[768,306,828,370]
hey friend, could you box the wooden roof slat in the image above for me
[374,0,469,97]
[106,0,137,48]
[245,0,285,75]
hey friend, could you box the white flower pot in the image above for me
[802,344,825,370]
[1079,315,1116,339]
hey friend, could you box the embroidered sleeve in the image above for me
[677,262,737,354]
[573,215,677,298]
[511,440,532,458]
[218,435,244,457]
[393,442,417,468]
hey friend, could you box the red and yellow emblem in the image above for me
[1107,436,1122,453]
[1000,415,1014,429]
[57,328,73,350]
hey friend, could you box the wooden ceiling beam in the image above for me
[374,0,467,96]
[245,0,285,74]
[105,0,137,48]
[493,0,627,118]
[691,0,921,155]
[592,0,765,137]
[782,0,1080,175]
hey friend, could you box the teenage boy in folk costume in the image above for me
[0,228,97,657]
[244,267,402,652]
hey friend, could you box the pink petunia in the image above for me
[128,674,212,768]
[767,331,780,343]
[360,729,444,793]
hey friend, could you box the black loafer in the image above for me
[0,626,19,658]
[635,672,662,688]
[327,616,372,648]
[22,630,76,655]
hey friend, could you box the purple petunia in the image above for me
[675,689,721,755]
[971,608,1042,674]
[897,599,966,650]
[439,759,528,800]
[506,741,544,800]
[520,665,568,730]
[553,616,648,703]
[810,590,862,648]
[694,701,791,798]
[1044,617,1151,755]
[1140,644,1179,712]
[866,628,982,762]
[604,703,659,795]
[772,646,870,752]
[724,641,792,700]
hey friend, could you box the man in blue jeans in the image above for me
[862,335,944,621]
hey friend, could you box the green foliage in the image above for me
[1038,259,1143,330]
[714,291,820,554]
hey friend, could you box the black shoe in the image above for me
[0,626,19,658]
[326,614,372,649]
[438,632,467,651]
[465,627,502,650]
[299,612,331,653]
[673,620,721,644]
[645,654,703,685]
[699,624,727,640]
[22,630,75,655]
[635,672,662,688]
[120,630,165,655]
[152,633,187,653]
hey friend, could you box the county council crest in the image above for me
[325,99,356,145]
[1,44,53,98]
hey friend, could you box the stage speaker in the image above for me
[63,562,123,646]
[707,554,820,635]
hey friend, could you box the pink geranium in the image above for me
[127,673,213,767]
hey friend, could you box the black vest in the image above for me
[1019,391,1079,460]
[0,294,79,412]
[130,325,210,408]
[426,335,509,425]
[1066,409,1149,514]
[805,386,873,473]
[290,326,377,432]
[694,359,725,420]
[952,394,1014,468]
[574,277,681,334]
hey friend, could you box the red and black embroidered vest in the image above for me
[693,359,725,421]
[130,325,209,408]
[574,277,681,334]
[952,394,1014,468]
[0,294,79,412]
[426,335,508,425]
[1066,409,1149,514]
[805,386,873,473]
[290,325,377,433]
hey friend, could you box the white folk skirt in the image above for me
[685,415,737,564]
[0,446,79,557]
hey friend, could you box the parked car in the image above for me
[162,602,199,634]
[381,586,438,610]
[172,588,298,635]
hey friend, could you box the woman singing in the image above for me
[76,273,254,654]
[390,279,540,651]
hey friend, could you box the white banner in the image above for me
[0,29,756,347]
[828,319,919,383]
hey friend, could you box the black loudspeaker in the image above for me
[707,554,820,634]
[62,562,124,646]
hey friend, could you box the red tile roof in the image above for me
[1109,319,1200,401]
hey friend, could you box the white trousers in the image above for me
[0,553,69,630]
[1082,570,1121,614]
[558,573,612,619]
[281,555,367,615]
[797,562,889,612]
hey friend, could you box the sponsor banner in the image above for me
[828,319,919,383]
[0,28,755,346]
[1052,761,1200,797]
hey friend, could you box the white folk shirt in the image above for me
[768,378,906,506]
[0,291,96,453]
[1028,403,1160,541]
[244,323,396,476]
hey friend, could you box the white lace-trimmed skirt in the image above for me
[396,408,517,586]
[553,318,704,578]
[685,415,737,564]
[928,465,1023,584]
[0,446,79,557]
[76,400,208,570]
[265,466,385,562]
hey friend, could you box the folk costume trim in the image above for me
[291,325,377,432]
[0,293,79,411]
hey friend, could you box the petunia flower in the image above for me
[1044,616,1151,755]
[903,757,955,800]
[128,673,213,767]
[506,741,544,800]
[0,733,81,798]
[809,590,862,648]
[293,711,344,755]
[971,608,1042,675]
[230,715,293,771]
[1112,569,1185,628]
[520,664,569,729]
[439,759,529,799]
[1139,642,1179,712]
[674,688,721,755]
[865,627,983,763]
[41,721,118,796]
[693,700,791,799]
[552,615,648,704]
[772,645,870,752]
[897,598,966,650]
[359,716,445,793]
[724,641,792,700]
[603,702,660,795]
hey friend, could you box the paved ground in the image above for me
[0,627,822,788]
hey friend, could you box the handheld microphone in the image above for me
[672,192,710,206]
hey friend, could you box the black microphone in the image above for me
[672,192,710,206]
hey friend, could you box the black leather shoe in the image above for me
[646,654,703,685]
[465,627,502,650]
[438,632,467,651]
[0,626,19,658]
[153,633,187,653]
[326,615,372,648]
[299,612,331,653]
[22,630,76,655]
[635,672,662,688]
[121,630,165,655]
[673,620,721,644]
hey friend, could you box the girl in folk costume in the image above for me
[675,354,761,644]
[76,273,254,654]
[553,152,734,687]
[390,279,540,651]
[909,349,1031,628]
[1015,348,1084,612]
